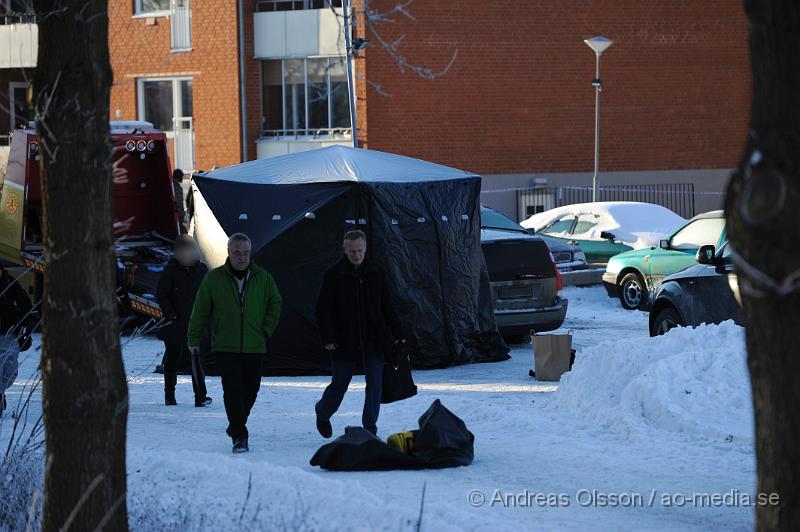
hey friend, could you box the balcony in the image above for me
[0,13,37,69]
[256,127,352,159]
[253,1,346,59]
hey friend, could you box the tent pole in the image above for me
[342,0,358,148]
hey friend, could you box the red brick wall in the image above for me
[108,0,242,171]
[362,0,751,175]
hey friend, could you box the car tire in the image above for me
[619,272,647,310]
[650,306,683,337]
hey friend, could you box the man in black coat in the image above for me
[0,265,34,416]
[156,235,211,407]
[315,230,403,437]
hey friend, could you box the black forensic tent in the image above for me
[191,145,508,375]
[310,399,475,471]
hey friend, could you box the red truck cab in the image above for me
[0,121,179,319]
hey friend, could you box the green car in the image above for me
[602,211,726,310]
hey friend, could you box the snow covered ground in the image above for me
[3,286,756,531]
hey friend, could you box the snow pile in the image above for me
[548,321,753,444]
[127,448,441,531]
[521,202,685,249]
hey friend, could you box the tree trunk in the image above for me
[32,1,129,530]
[726,1,800,530]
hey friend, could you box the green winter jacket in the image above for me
[187,261,282,354]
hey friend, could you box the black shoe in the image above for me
[232,437,249,453]
[165,389,177,406]
[195,396,212,407]
[316,415,332,438]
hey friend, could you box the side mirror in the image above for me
[696,244,716,265]
[659,239,670,249]
[600,231,616,241]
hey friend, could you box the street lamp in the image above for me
[584,36,613,202]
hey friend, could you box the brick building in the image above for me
[1,0,750,216]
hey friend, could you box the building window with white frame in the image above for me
[134,0,170,16]
[261,57,351,137]
[136,77,195,170]
[137,77,192,132]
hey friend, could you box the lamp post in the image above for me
[583,36,613,202]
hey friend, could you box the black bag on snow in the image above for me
[381,344,417,404]
[310,399,474,471]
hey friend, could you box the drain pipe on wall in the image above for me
[238,0,249,161]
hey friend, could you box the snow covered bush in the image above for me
[0,379,44,531]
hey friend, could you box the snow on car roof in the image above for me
[520,201,686,249]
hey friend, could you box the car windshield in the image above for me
[480,207,527,233]
[670,217,725,250]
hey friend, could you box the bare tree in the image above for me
[32,0,129,530]
[725,1,800,530]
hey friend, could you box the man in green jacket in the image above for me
[188,233,282,453]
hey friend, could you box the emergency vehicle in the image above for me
[0,121,179,320]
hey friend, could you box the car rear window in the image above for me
[482,239,554,281]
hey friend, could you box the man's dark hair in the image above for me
[173,169,184,182]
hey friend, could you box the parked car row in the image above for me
[482,201,741,342]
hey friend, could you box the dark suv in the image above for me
[480,208,568,337]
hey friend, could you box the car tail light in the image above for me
[29,140,38,154]
[125,140,136,151]
[146,140,155,151]
[136,140,147,152]
[550,259,563,293]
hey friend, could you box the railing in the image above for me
[170,0,191,50]
[1,12,36,25]
[254,0,341,12]
[516,183,701,220]
[172,117,195,172]
[258,127,352,139]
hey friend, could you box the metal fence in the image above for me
[254,0,341,12]
[516,183,698,220]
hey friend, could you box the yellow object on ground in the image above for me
[387,431,415,455]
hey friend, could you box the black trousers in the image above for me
[216,353,263,439]
[163,342,207,399]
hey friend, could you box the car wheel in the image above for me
[651,307,683,337]
[619,272,647,310]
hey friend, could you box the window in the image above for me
[254,0,342,12]
[135,0,170,16]
[261,58,352,136]
[1,0,34,23]
[9,82,32,130]
[480,207,526,233]
[137,77,193,132]
[669,218,725,250]
[541,216,576,236]
[572,215,598,237]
